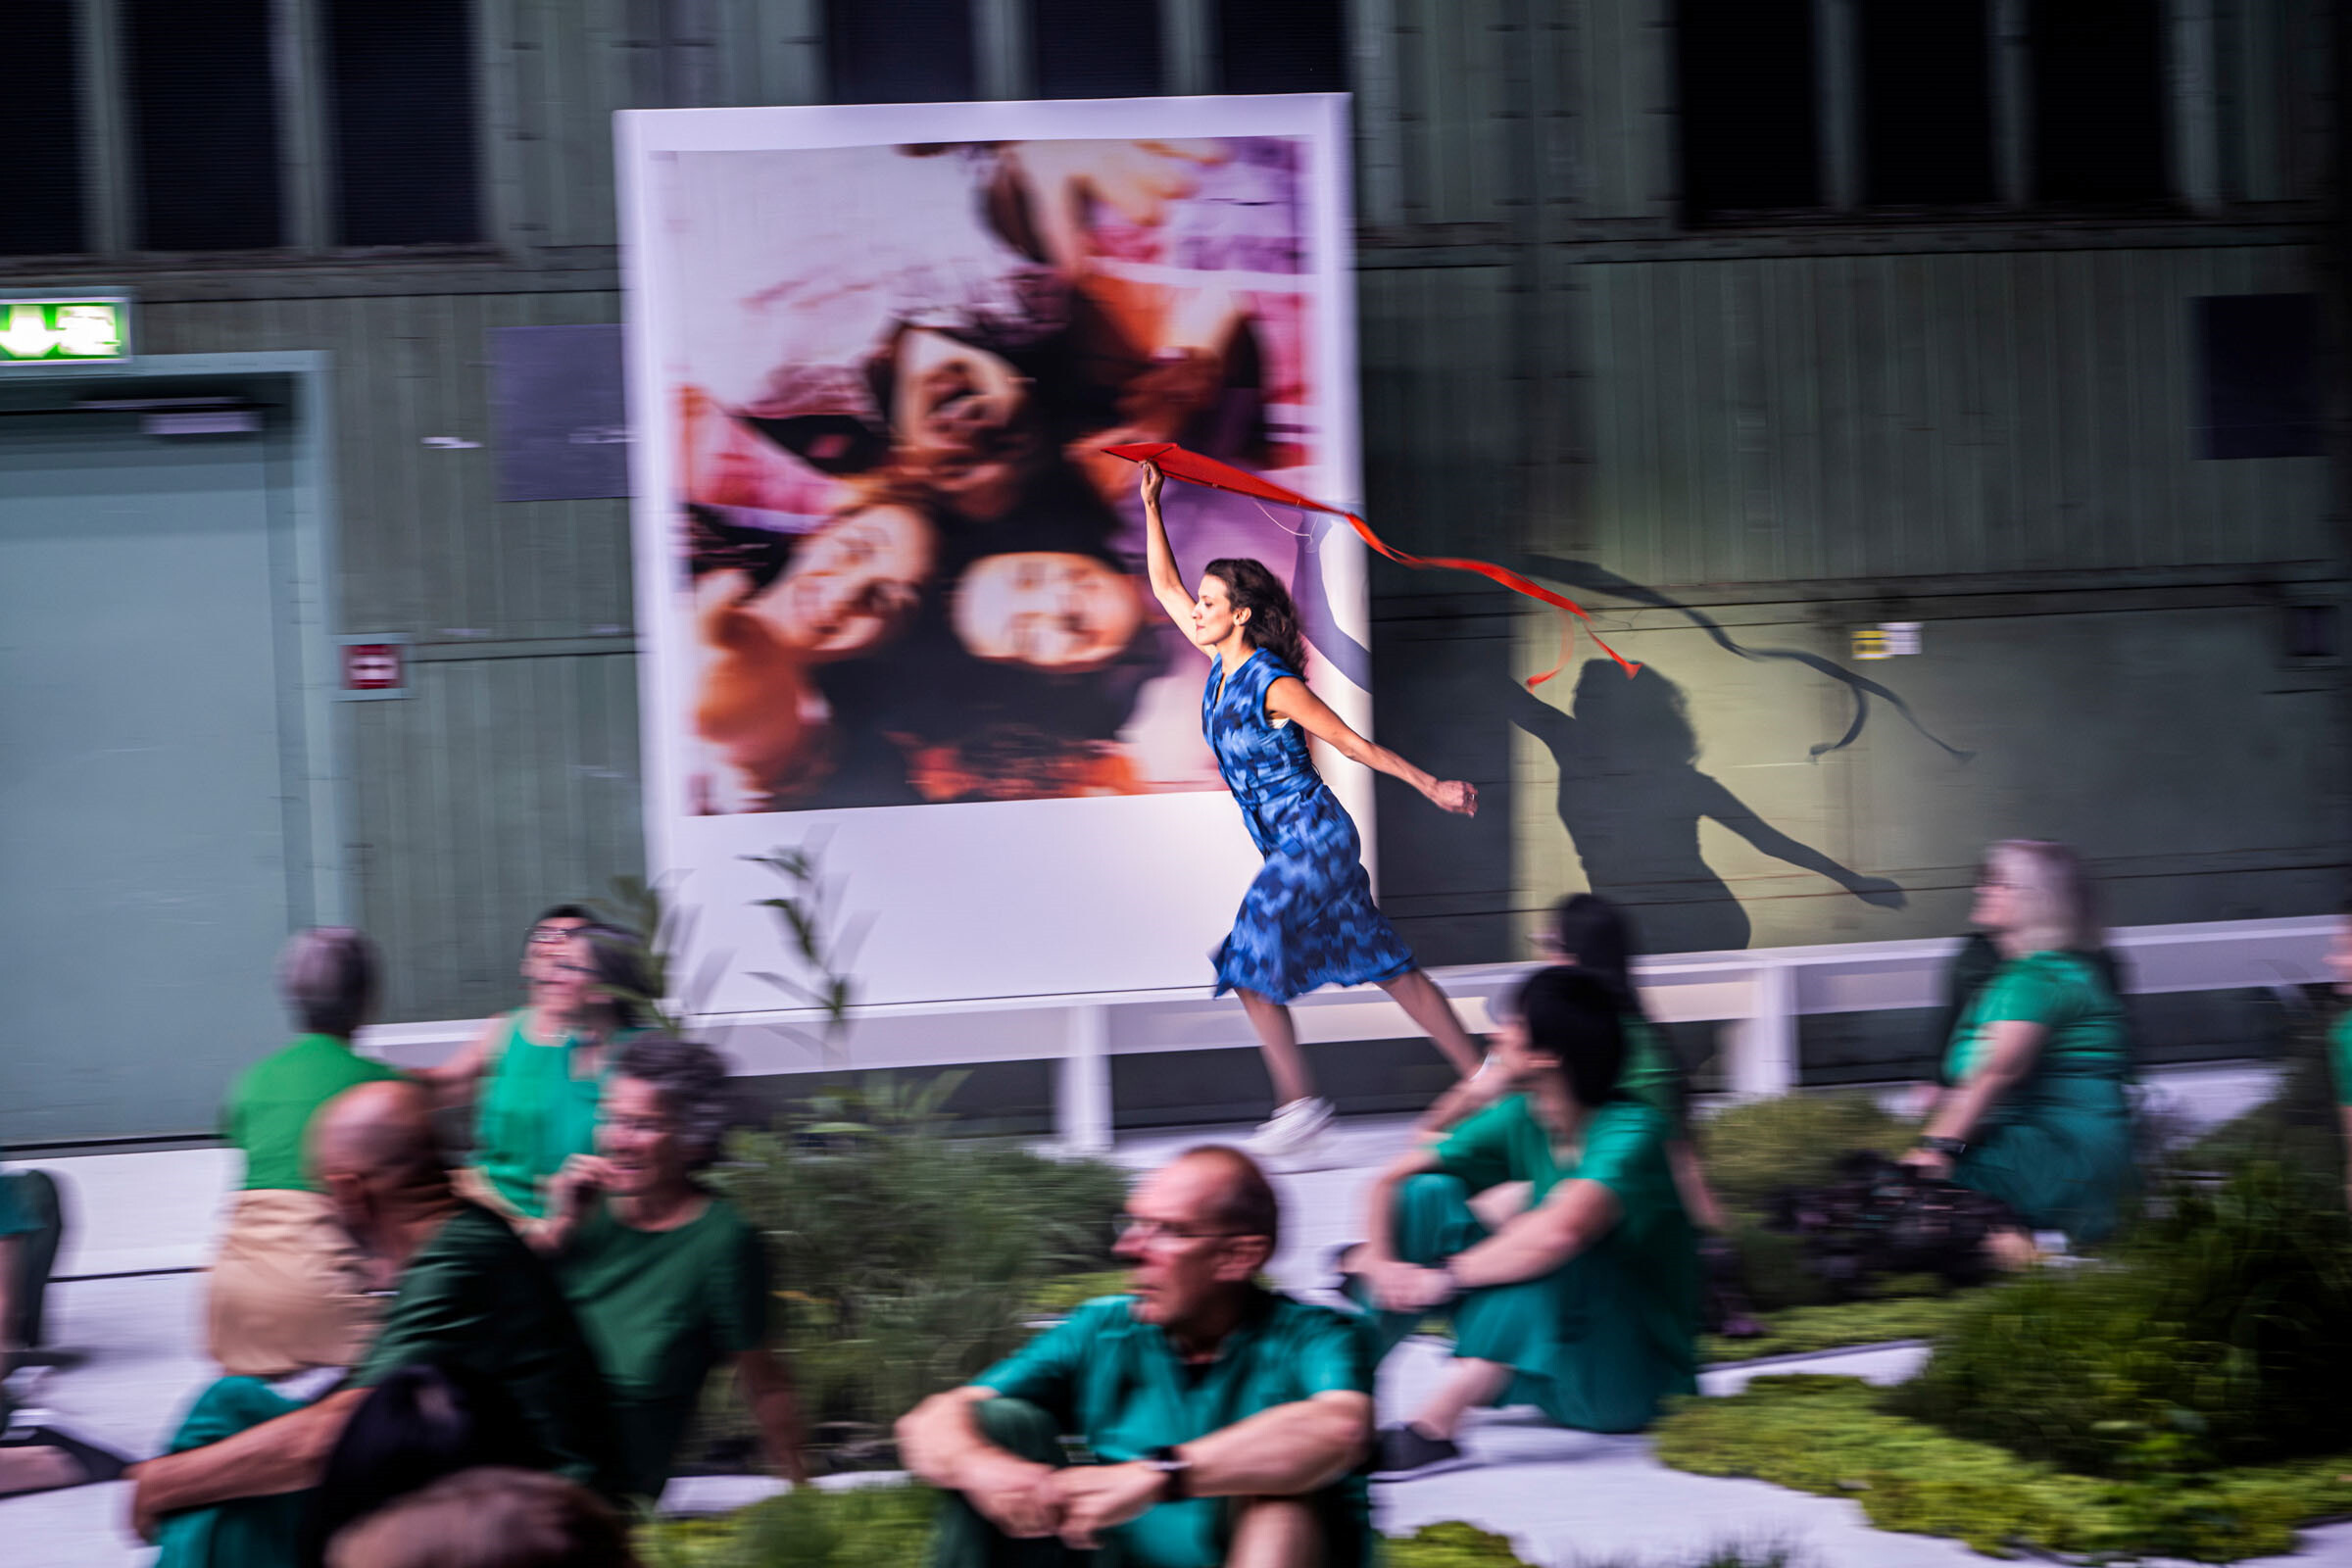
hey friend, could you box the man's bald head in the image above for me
[1169,1145,1280,1251]
[310,1079,444,1193]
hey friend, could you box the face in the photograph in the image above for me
[953,551,1144,671]
[886,327,1038,519]
[745,504,936,660]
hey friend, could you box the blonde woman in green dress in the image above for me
[1900,840,2134,1259]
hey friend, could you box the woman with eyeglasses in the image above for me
[1900,840,2135,1257]
[423,911,658,1223]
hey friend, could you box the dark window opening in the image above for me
[2194,294,2324,461]
[1036,0,1163,99]
[1218,0,1346,95]
[128,0,283,250]
[1677,0,1820,219]
[328,0,481,245]
[2031,0,2167,205]
[826,0,976,103]
[1859,0,1993,206]
[1,1,83,255]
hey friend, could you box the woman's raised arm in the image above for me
[1137,461,1200,630]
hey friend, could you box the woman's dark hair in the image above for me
[278,928,380,1041]
[574,923,658,1032]
[612,1035,732,1167]
[1514,966,1627,1108]
[1548,894,1642,1016]
[302,1363,536,1568]
[1203,557,1307,676]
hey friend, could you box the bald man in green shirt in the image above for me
[899,1148,1374,1568]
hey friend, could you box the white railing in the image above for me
[358,913,2338,1153]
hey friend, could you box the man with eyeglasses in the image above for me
[898,1147,1373,1568]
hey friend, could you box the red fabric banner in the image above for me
[1103,440,1637,686]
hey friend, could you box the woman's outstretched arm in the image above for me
[1263,674,1476,816]
[1137,461,1200,629]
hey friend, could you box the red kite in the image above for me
[1102,441,1637,687]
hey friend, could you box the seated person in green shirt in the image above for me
[529,1035,808,1499]
[0,1147,122,1498]
[1900,840,2135,1257]
[420,908,656,1222]
[129,1081,623,1566]
[898,1148,1375,1568]
[1345,966,1700,1476]
[210,927,405,1377]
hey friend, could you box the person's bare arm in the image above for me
[1264,675,1475,816]
[1903,1019,2047,1176]
[1050,1391,1371,1549]
[737,1348,811,1486]
[897,1386,1062,1539]
[1446,1179,1620,1289]
[1354,1147,1447,1309]
[1413,1059,1511,1142]
[127,1387,367,1542]
[413,1014,507,1110]
[1137,463,1198,628]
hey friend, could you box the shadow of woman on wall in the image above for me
[1506,661,1906,953]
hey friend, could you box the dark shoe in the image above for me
[1372,1423,1463,1479]
[0,1424,133,1487]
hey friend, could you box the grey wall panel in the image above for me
[1563,246,2336,590]
[347,650,645,1023]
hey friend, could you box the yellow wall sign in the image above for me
[0,298,131,364]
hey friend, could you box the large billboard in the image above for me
[618,95,1371,1011]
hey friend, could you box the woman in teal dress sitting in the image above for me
[1343,967,1700,1475]
[1900,839,2135,1255]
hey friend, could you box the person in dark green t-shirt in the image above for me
[1346,966,1700,1475]
[209,928,404,1377]
[899,1147,1375,1568]
[532,1036,808,1499]
[132,1081,622,1568]
[1902,841,2134,1254]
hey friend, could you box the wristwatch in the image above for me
[1144,1446,1192,1501]
[1916,1135,1968,1158]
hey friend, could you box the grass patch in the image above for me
[1654,1373,2352,1562]
[640,1489,1809,1568]
[1699,1294,1975,1366]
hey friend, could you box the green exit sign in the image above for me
[0,297,131,364]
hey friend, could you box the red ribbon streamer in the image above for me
[1102,441,1638,687]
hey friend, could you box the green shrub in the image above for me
[711,1074,1129,1451]
[1655,1373,2352,1562]
[1696,1094,1916,1217]
[1890,1161,2352,1476]
[2177,994,2344,1183]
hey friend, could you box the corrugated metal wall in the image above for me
[13,0,2337,1024]
[1570,245,2335,587]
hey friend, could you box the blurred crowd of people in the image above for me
[0,841,2344,1568]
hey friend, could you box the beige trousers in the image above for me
[205,1189,381,1377]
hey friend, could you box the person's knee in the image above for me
[1228,1495,1325,1568]
[970,1396,1062,1466]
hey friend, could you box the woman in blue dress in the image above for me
[1141,460,1484,1158]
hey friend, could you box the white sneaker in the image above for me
[1250,1097,1335,1164]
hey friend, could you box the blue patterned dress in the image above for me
[1206,649,1417,1003]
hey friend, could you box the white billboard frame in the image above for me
[617,93,1370,1018]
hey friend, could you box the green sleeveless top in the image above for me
[473,1010,626,1218]
[1617,1012,1688,1124]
